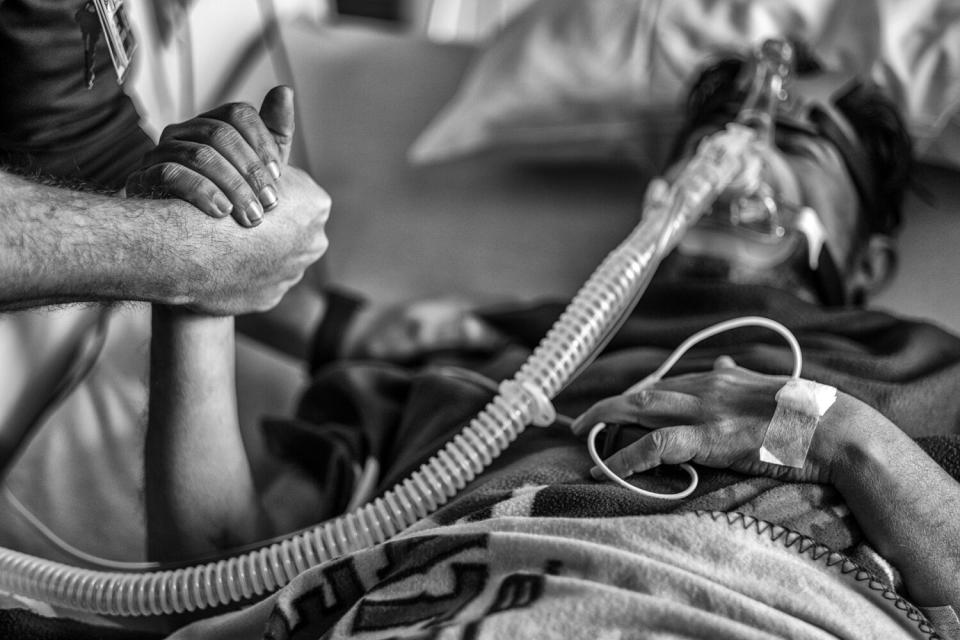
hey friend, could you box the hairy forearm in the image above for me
[827,397,960,608]
[145,307,266,560]
[0,170,200,308]
[1,166,331,316]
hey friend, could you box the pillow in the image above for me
[408,0,960,170]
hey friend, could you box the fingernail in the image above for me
[213,193,233,217]
[267,161,281,180]
[247,200,264,226]
[260,185,278,211]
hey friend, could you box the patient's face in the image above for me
[655,122,863,302]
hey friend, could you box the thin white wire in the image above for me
[587,427,700,500]
[2,488,162,571]
[2,317,800,566]
[586,316,802,500]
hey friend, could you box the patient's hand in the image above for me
[182,166,331,315]
[125,85,294,227]
[574,359,960,610]
[344,298,507,363]
[570,358,864,485]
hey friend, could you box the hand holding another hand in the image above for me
[126,85,295,227]
[181,166,331,316]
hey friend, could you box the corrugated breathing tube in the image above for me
[0,123,758,617]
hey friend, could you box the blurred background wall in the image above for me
[125,0,532,137]
[121,0,960,336]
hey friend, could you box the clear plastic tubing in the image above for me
[0,124,758,617]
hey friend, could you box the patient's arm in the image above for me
[829,407,960,610]
[145,307,267,560]
[572,362,960,610]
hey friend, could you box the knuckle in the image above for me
[718,417,743,438]
[187,144,218,168]
[224,102,257,126]
[243,160,268,186]
[225,174,252,197]
[157,162,182,185]
[207,123,237,148]
[271,130,293,147]
[702,374,732,400]
[648,430,671,456]
[194,182,220,202]
[314,233,330,256]
[628,389,652,408]
[253,139,278,161]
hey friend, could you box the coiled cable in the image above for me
[587,316,803,500]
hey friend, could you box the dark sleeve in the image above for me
[0,0,152,189]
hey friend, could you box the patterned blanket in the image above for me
[6,281,960,638]
[239,281,960,639]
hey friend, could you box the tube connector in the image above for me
[499,379,556,427]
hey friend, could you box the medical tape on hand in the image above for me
[759,378,836,468]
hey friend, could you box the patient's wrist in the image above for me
[807,392,895,485]
[151,304,236,353]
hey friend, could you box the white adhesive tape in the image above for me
[759,378,836,468]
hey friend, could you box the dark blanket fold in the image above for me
[0,608,164,640]
[270,281,960,552]
[9,282,959,640]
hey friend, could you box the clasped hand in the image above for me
[126,86,296,227]
[125,86,331,315]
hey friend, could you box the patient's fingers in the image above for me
[571,389,702,437]
[592,425,703,479]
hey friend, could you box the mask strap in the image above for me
[809,105,878,228]
[811,238,846,306]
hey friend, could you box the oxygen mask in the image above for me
[675,40,829,276]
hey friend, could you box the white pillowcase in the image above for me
[408,0,960,170]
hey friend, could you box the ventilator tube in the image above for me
[0,123,760,617]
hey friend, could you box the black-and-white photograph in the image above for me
[0,1,958,638]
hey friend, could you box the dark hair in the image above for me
[833,82,914,234]
[671,42,914,236]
